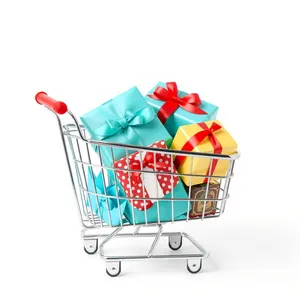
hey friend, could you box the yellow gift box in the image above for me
[170,120,238,186]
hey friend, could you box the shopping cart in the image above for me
[35,91,239,276]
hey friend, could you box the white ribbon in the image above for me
[140,152,165,200]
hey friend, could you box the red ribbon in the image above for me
[174,122,223,183]
[129,152,168,185]
[148,82,207,124]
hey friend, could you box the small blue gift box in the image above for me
[87,168,127,227]
[145,82,218,137]
[81,87,173,166]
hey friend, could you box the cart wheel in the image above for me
[168,235,182,250]
[84,239,98,255]
[106,261,121,277]
[187,259,202,274]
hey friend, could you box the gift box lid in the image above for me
[147,81,218,112]
[81,87,154,139]
[172,120,238,155]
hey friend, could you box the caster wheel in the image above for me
[84,239,98,255]
[106,261,121,277]
[168,235,182,250]
[187,259,202,274]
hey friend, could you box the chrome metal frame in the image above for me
[41,106,239,276]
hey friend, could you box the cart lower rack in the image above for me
[35,92,239,276]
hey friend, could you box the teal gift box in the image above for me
[80,87,173,166]
[87,167,127,227]
[145,82,218,137]
[124,186,190,225]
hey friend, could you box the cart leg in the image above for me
[133,226,142,235]
[84,239,98,255]
[99,227,123,258]
[147,224,163,257]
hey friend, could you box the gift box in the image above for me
[189,181,220,218]
[113,140,189,224]
[171,120,238,186]
[145,82,218,137]
[80,87,173,166]
[87,167,128,227]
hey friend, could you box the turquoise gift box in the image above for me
[145,82,218,137]
[124,183,190,225]
[87,168,127,227]
[88,167,190,225]
[80,87,173,166]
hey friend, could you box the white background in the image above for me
[1,0,300,299]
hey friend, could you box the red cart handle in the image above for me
[35,91,68,115]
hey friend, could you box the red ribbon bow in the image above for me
[174,122,223,183]
[130,152,168,185]
[148,82,207,124]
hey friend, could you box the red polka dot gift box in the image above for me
[113,140,189,224]
[115,140,177,211]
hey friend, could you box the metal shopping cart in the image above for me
[35,92,240,276]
